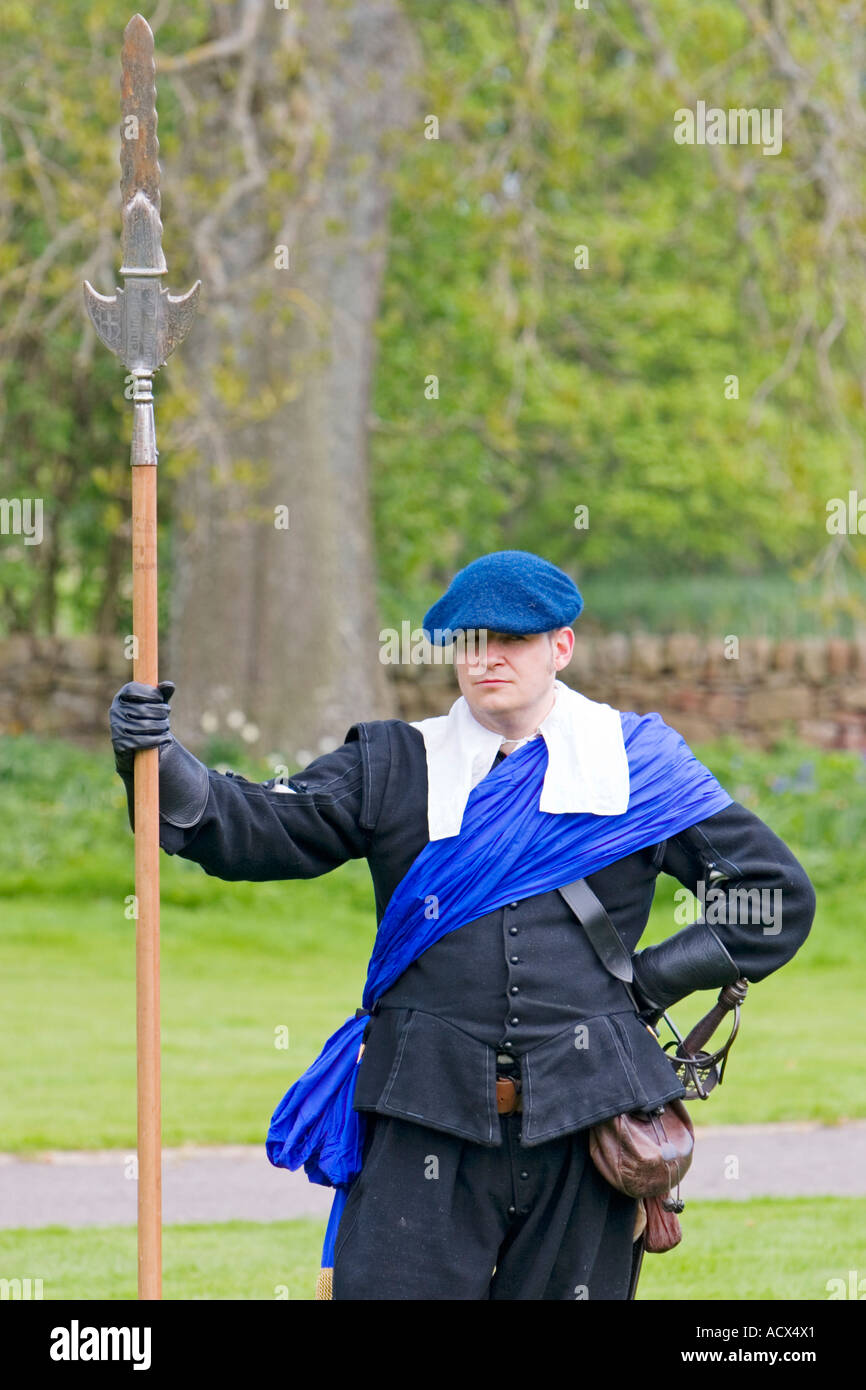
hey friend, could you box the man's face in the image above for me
[454,628,575,722]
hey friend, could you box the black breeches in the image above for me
[332,1112,641,1300]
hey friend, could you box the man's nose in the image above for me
[469,641,506,671]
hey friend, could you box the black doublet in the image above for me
[159,717,815,1147]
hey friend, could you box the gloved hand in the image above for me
[110,680,177,773]
[109,680,209,832]
[631,920,740,1021]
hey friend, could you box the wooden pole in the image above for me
[84,13,200,1300]
[132,463,161,1299]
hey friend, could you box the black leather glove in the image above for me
[631,920,740,1019]
[110,679,176,772]
[109,680,209,832]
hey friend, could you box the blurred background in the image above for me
[0,0,864,1301]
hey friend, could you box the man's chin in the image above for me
[472,682,512,696]
[465,685,518,715]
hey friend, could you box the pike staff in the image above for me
[84,13,200,1300]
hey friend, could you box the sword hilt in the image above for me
[682,978,748,1056]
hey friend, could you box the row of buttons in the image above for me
[501,902,522,1048]
[508,1165,531,1215]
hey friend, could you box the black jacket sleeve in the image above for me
[658,799,817,982]
[157,724,379,882]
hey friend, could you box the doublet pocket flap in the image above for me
[520,1010,686,1146]
[379,1010,500,1145]
[521,1013,638,1145]
[609,1010,688,1111]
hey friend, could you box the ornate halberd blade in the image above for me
[82,282,123,355]
[163,281,202,360]
[83,13,199,433]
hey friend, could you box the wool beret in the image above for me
[422,550,583,645]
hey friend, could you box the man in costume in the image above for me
[109,550,816,1300]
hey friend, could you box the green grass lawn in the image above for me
[1,732,864,1150]
[0,884,861,1153]
[0,888,372,1150]
[1,1198,863,1300]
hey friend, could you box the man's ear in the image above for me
[552,627,574,669]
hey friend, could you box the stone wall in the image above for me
[1,632,865,752]
[0,635,129,744]
[392,633,866,751]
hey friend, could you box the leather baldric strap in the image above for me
[557,877,634,983]
[557,876,749,1100]
[557,876,646,1017]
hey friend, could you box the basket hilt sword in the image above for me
[663,978,750,1100]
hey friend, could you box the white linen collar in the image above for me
[410,679,629,841]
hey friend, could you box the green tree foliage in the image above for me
[1,0,864,639]
[370,0,866,633]
[0,1,208,638]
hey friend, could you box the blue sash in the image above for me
[266,709,733,1266]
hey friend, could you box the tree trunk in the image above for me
[165,0,420,764]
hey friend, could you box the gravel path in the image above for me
[2,1121,865,1230]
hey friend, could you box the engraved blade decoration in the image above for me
[83,14,200,382]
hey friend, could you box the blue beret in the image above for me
[422,550,583,645]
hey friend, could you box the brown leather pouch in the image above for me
[588,1098,694,1199]
[642,1194,683,1253]
[590,1100,693,1255]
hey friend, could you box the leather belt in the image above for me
[496,1076,522,1115]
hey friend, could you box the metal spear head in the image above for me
[83,14,200,375]
[120,13,162,225]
